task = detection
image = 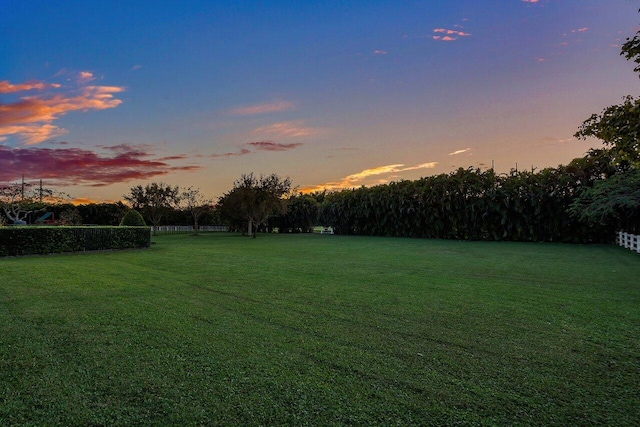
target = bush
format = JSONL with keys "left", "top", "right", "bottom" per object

{"left": 0, "top": 226, "right": 151, "bottom": 257}
{"left": 120, "top": 210, "right": 146, "bottom": 226}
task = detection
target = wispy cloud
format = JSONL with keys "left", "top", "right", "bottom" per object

{"left": 374, "top": 50, "right": 388, "bottom": 55}
{"left": 210, "top": 148, "right": 252, "bottom": 158}
{"left": 0, "top": 145, "right": 199, "bottom": 187}
{"left": 0, "top": 80, "right": 61, "bottom": 94}
{"left": 522, "top": 0, "right": 540, "bottom": 3}
{"left": 246, "top": 141, "right": 304, "bottom": 151}
{"left": 230, "top": 100, "right": 295, "bottom": 116}
{"left": 0, "top": 74, "right": 125, "bottom": 145}
{"left": 210, "top": 139, "right": 304, "bottom": 158}
{"left": 449, "top": 148, "right": 471, "bottom": 156}
{"left": 301, "top": 162, "right": 438, "bottom": 193}
{"left": 253, "top": 121, "right": 318, "bottom": 138}
{"left": 542, "top": 136, "right": 574, "bottom": 143}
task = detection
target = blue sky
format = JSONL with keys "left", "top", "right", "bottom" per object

{"left": 1, "top": 0, "right": 638, "bottom": 203}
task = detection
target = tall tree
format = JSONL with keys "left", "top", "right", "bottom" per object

{"left": 574, "top": 14, "right": 640, "bottom": 167}
{"left": 123, "top": 182, "right": 181, "bottom": 229}
{"left": 218, "top": 173, "right": 292, "bottom": 238}
{"left": 180, "top": 186, "right": 213, "bottom": 236}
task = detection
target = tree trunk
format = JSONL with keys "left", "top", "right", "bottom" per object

{"left": 248, "top": 219, "right": 253, "bottom": 237}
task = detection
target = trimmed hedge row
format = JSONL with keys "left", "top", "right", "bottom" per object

{"left": 0, "top": 226, "right": 151, "bottom": 257}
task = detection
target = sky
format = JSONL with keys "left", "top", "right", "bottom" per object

{"left": 1, "top": 0, "right": 639, "bottom": 204}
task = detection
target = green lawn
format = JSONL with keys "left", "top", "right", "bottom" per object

{"left": 1, "top": 233, "right": 639, "bottom": 426}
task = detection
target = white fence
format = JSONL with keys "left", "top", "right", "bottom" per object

{"left": 152, "top": 225, "right": 228, "bottom": 235}
{"left": 616, "top": 231, "right": 640, "bottom": 254}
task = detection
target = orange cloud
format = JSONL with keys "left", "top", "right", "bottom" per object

{"left": 78, "top": 71, "right": 95, "bottom": 83}
{"left": 253, "top": 121, "right": 318, "bottom": 138}
{"left": 0, "top": 80, "right": 61, "bottom": 93}
{"left": 230, "top": 100, "right": 295, "bottom": 116}
{"left": 301, "top": 162, "right": 438, "bottom": 193}
{"left": 0, "top": 76, "right": 125, "bottom": 145}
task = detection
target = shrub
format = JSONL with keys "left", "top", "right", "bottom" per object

{"left": 0, "top": 226, "right": 151, "bottom": 257}
{"left": 120, "top": 210, "right": 146, "bottom": 226}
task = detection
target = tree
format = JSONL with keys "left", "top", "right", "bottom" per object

{"left": 218, "top": 173, "right": 292, "bottom": 238}
{"left": 574, "top": 14, "right": 640, "bottom": 167}
{"left": 572, "top": 9, "right": 640, "bottom": 236}
{"left": 0, "top": 181, "right": 66, "bottom": 224}
{"left": 570, "top": 169, "right": 640, "bottom": 232}
{"left": 574, "top": 96, "right": 640, "bottom": 167}
{"left": 180, "top": 187, "right": 213, "bottom": 236}
{"left": 123, "top": 182, "right": 181, "bottom": 229}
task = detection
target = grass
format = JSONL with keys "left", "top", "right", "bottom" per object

{"left": 1, "top": 233, "right": 639, "bottom": 426}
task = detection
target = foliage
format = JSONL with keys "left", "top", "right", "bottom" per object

{"left": 120, "top": 209, "right": 147, "bottom": 226}
{"left": 59, "top": 208, "right": 83, "bottom": 225}
{"left": 180, "top": 186, "right": 213, "bottom": 235}
{"left": 621, "top": 13, "right": 640, "bottom": 76}
{"left": 574, "top": 95, "right": 640, "bottom": 167}
{"left": 217, "top": 173, "right": 292, "bottom": 238}
{"left": 0, "top": 226, "right": 150, "bottom": 257}
{"left": 570, "top": 169, "right": 640, "bottom": 232}
{"left": 76, "top": 202, "right": 130, "bottom": 226}
{"left": 316, "top": 165, "right": 607, "bottom": 242}
{"left": 1, "top": 234, "right": 638, "bottom": 425}
{"left": 272, "top": 193, "right": 319, "bottom": 233}
{"left": 123, "top": 182, "right": 181, "bottom": 228}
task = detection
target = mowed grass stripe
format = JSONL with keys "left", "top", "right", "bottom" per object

{"left": 1, "top": 233, "right": 638, "bottom": 425}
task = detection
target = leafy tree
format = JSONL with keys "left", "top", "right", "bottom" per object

{"left": 572, "top": 9, "right": 640, "bottom": 235}
{"left": 124, "top": 182, "right": 181, "bottom": 229}
{"left": 274, "top": 193, "right": 319, "bottom": 233}
{"left": 570, "top": 169, "right": 640, "bottom": 232}
{"left": 180, "top": 186, "right": 213, "bottom": 236}
{"left": 76, "top": 202, "right": 129, "bottom": 226}
{"left": 59, "top": 208, "right": 83, "bottom": 225}
{"left": 575, "top": 12, "right": 640, "bottom": 167}
{"left": 218, "top": 173, "right": 292, "bottom": 238}
{"left": 120, "top": 209, "right": 147, "bottom": 226}
{"left": 574, "top": 96, "right": 640, "bottom": 167}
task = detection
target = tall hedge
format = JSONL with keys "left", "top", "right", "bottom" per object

{"left": 0, "top": 226, "right": 151, "bottom": 257}
{"left": 315, "top": 167, "right": 614, "bottom": 243}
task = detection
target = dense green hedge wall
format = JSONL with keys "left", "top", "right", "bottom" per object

{"left": 316, "top": 167, "right": 614, "bottom": 243}
{"left": 0, "top": 227, "right": 151, "bottom": 257}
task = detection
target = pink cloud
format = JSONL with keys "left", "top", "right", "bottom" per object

{"left": 0, "top": 76, "right": 125, "bottom": 145}
{"left": 432, "top": 27, "right": 471, "bottom": 42}
{"left": 252, "top": 121, "right": 318, "bottom": 138}
{"left": 0, "top": 145, "right": 199, "bottom": 187}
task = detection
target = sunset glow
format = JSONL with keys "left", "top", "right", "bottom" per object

{"left": 2, "top": 1, "right": 638, "bottom": 202}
